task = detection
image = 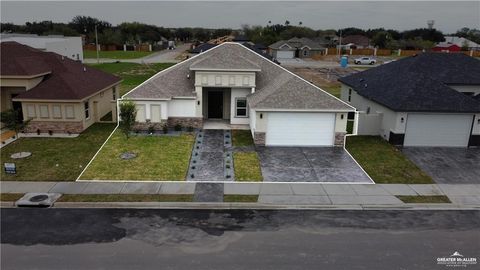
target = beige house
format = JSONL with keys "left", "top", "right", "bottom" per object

{"left": 0, "top": 42, "right": 121, "bottom": 133}
{"left": 124, "top": 42, "right": 354, "bottom": 147}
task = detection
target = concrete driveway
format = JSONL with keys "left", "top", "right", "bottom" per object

{"left": 256, "top": 147, "right": 372, "bottom": 183}
{"left": 403, "top": 147, "right": 480, "bottom": 184}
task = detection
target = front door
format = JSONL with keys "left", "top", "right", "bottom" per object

{"left": 208, "top": 91, "right": 223, "bottom": 119}
{"left": 11, "top": 94, "right": 24, "bottom": 122}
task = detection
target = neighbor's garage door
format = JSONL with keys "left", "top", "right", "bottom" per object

{"left": 276, "top": 50, "right": 294, "bottom": 59}
{"left": 404, "top": 114, "right": 472, "bottom": 147}
{"left": 266, "top": 112, "right": 335, "bottom": 146}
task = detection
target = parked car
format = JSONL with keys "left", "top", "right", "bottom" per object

{"left": 354, "top": 57, "right": 376, "bottom": 65}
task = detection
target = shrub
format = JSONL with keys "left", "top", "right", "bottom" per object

{"left": 48, "top": 130, "right": 53, "bottom": 136}
{"left": 174, "top": 124, "right": 182, "bottom": 131}
{"left": 163, "top": 125, "right": 168, "bottom": 134}
{"left": 119, "top": 100, "right": 137, "bottom": 139}
{"left": 36, "top": 129, "right": 41, "bottom": 135}
{"left": 187, "top": 126, "right": 194, "bottom": 132}
{"left": 148, "top": 125, "right": 155, "bottom": 134}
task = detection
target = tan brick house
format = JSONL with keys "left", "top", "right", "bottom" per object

{"left": 0, "top": 42, "right": 121, "bottom": 133}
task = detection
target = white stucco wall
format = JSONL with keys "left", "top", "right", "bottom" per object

{"left": 471, "top": 114, "right": 480, "bottom": 135}
{"left": 168, "top": 99, "right": 196, "bottom": 117}
{"left": 131, "top": 101, "right": 168, "bottom": 122}
{"left": 194, "top": 71, "right": 256, "bottom": 88}
{"left": 334, "top": 112, "right": 348, "bottom": 132}
{"left": 230, "top": 88, "right": 250, "bottom": 125}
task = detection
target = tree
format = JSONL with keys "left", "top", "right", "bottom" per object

{"left": 285, "top": 20, "right": 290, "bottom": 26}
{"left": 119, "top": 100, "right": 137, "bottom": 139}
{"left": 372, "top": 31, "right": 389, "bottom": 48}
{"left": 401, "top": 28, "right": 444, "bottom": 42}
{"left": 461, "top": 40, "right": 469, "bottom": 51}
{"left": 0, "top": 109, "right": 30, "bottom": 136}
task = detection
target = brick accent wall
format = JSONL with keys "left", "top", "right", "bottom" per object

{"left": 335, "top": 132, "right": 346, "bottom": 146}
{"left": 253, "top": 132, "right": 266, "bottom": 146}
{"left": 24, "top": 121, "right": 84, "bottom": 134}
{"left": 167, "top": 117, "right": 203, "bottom": 129}
{"left": 133, "top": 122, "right": 166, "bottom": 131}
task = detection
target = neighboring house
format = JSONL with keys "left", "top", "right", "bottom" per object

{"left": 124, "top": 42, "right": 354, "bottom": 146}
{"left": 268, "top": 37, "right": 326, "bottom": 59}
{"left": 190, "top": 43, "right": 217, "bottom": 54}
{"left": 0, "top": 42, "right": 121, "bottom": 133}
{"left": 339, "top": 53, "right": 480, "bottom": 148}
{"left": 338, "top": 35, "right": 371, "bottom": 49}
{"left": 0, "top": 33, "right": 84, "bottom": 62}
{"left": 433, "top": 36, "right": 480, "bottom": 51}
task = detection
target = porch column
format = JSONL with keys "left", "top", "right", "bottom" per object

{"left": 195, "top": 86, "right": 203, "bottom": 118}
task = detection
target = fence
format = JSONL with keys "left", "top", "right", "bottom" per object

{"left": 83, "top": 44, "right": 151, "bottom": 52}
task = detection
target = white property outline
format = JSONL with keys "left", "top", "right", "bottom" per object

{"left": 77, "top": 42, "right": 374, "bottom": 184}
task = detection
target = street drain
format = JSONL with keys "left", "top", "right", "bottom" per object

{"left": 15, "top": 193, "right": 62, "bottom": 207}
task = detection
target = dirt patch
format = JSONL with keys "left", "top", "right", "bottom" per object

{"left": 289, "top": 67, "right": 358, "bottom": 87}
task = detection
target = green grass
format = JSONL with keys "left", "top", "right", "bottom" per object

{"left": 88, "top": 62, "right": 174, "bottom": 96}
{"left": 233, "top": 152, "right": 263, "bottom": 182}
{"left": 0, "top": 193, "right": 24, "bottom": 201}
{"left": 321, "top": 84, "right": 341, "bottom": 98}
{"left": 224, "top": 195, "right": 259, "bottom": 203}
{"left": 80, "top": 130, "right": 194, "bottom": 180}
{"left": 0, "top": 123, "right": 115, "bottom": 181}
{"left": 345, "top": 136, "right": 434, "bottom": 184}
{"left": 57, "top": 194, "right": 193, "bottom": 202}
{"left": 396, "top": 195, "right": 451, "bottom": 204}
{"left": 232, "top": 130, "right": 254, "bottom": 147}
{"left": 347, "top": 120, "right": 354, "bottom": 134}
{"left": 84, "top": 50, "right": 154, "bottom": 59}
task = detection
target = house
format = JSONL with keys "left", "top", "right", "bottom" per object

{"left": 0, "top": 33, "right": 84, "bottom": 62}
{"left": 433, "top": 36, "right": 480, "bottom": 51}
{"left": 123, "top": 42, "right": 354, "bottom": 146}
{"left": 190, "top": 43, "right": 217, "bottom": 54}
{"left": 338, "top": 35, "right": 371, "bottom": 49}
{"left": 0, "top": 42, "right": 121, "bottom": 133}
{"left": 191, "top": 42, "right": 273, "bottom": 61}
{"left": 339, "top": 53, "right": 480, "bottom": 147}
{"left": 268, "top": 37, "right": 326, "bottom": 59}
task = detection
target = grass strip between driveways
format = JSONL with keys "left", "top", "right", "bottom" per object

{"left": 0, "top": 193, "right": 24, "bottom": 201}
{"left": 83, "top": 50, "right": 154, "bottom": 59}
{"left": 233, "top": 152, "right": 263, "bottom": 182}
{"left": 396, "top": 195, "right": 451, "bottom": 204}
{"left": 224, "top": 195, "right": 259, "bottom": 203}
{"left": 80, "top": 130, "right": 194, "bottom": 181}
{"left": 57, "top": 194, "right": 193, "bottom": 202}
{"left": 232, "top": 130, "right": 254, "bottom": 147}
{"left": 0, "top": 123, "right": 115, "bottom": 182}
{"left": 346, "top": 136, "right": 434, "bottom": 184}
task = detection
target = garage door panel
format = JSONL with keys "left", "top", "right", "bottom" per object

{"left": 404, "top": 114, "right": 472, "bottom": 147}
{"left": 276, "top": 50, "right": 294, "bottom": 59}
{"left": 266, "top": 113, "right": 335, "bottom": 146}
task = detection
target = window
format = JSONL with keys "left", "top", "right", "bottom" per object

{"left": 112, "top": 88, "right": 117, "bottom": 100}
{"left": 235, "top": 98, "right": 247, "bottom": 117}
{"left": 26, "top": 105, "right": 36, "bottom": 118}
{"left": 303, "top": 50, "right": 308, "bottom": 56}
{"left": 84, "top": 101, "right": 90, "bottom": 119}
{"left": 52, "top": 105, "right": 62, "bottom": 118}
{"left": 65, "top": 105, "right": 75, "bottom": 119}
{"left": 348, "top": 89, "right": 352, "bottom": 102}
{"left": 39, "top": 105, "right": 49, "bottom": 118}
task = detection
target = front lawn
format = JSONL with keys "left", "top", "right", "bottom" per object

{"left": 345, "top": 136, "right": 434, "bottom": 184}
{"left": 233, "top": 152, "right": 263, "bottom": 182}
{"left": 80, "top": 131, "right": 194, "bottom": 180}
{"left": 321, "top": 84, "right": 342, "bottom": 98}
{"left": 84, "top": 50, "right": 154, "bottom": 59}
{"left": 88, "top": 62, "right": 174, "bottom": 96}
{"left": 232, "top": 130, "right": 254, "bottom": 147}
{"left": 0, "top": 124, "right": 115, "bottom": 181}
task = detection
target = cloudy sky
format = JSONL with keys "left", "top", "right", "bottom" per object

{"left": 1, "top": 1, "right": 479, "bottom": 33}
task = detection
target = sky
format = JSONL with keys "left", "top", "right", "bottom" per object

{"left": 1, "top": 1, "right": 479, "bottom": 33}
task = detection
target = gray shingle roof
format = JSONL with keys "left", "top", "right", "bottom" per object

{"left": 339, "top": 53, "right": 480, "bottom": 113}
{"left": 125, "top": 42, "right": 353, "bottom": 111}
{"left": 190, "top": 49, "right": 261, "bottom": 71}
{"left": 269, "top": 37, "right": 325, "bottom": 50}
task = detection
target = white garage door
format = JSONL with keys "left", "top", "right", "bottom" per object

{"left": 276, "top": 50, "right": 294, "bottom": 59}
{"left": 404, "top": 114, "right": 472, "bottom": 147}
{"left": 266, "top": 112, "right": 335, "bottom": 146}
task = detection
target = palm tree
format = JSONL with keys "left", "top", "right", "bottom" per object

{"left": 285, "top": 20, "right": 290, "bottom": 26}
{"left": 299, "top": 21, "right": 303, "bottom": 26}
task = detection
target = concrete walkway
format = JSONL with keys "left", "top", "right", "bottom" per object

{"left": 1, "top": 181, "right": 480, "bottom": 208}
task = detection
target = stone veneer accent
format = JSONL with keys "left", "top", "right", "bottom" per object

{"left": 335, "top": 132, "right": 346, "bottom": 146}
{"left": 167, "top": 117, "right": 203, "bottom": 129}
{"left": 24, "top": 121, "right": 84, "bottom": 134}
{"left": 253, "top": 132, "right": 266, "bottom": 146}
{"left": 133, "top": 122, "right": 165, "bottom": 131}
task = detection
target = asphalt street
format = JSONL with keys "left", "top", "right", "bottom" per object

{"left": 1, "top": 209, "right": 479, "bottom": 270}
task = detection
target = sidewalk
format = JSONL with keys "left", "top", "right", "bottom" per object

{"left": 1, "top": 181, "right": 480, "bottom": 208}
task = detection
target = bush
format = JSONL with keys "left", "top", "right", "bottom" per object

{"left": 187, "top": 126, "right": 194, "bottom": 132}
{"left": 148, "top": 125, "right": 155, "bottom": 134}
{"left": 163, "top": 125, "right": 168, "bottom": 134}
{"left": 174, "top": 124, "right": 182, "bottom": 131}
{"left": 119, "top": 100, "right": 137, "bottom": 139}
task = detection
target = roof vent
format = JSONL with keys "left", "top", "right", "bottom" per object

{"left": 187, "top": 74, "right": 190, "bottom": 79}
{"left": 83, "top": 67, "right": 87, "bottom": 72}
{"left": 359, "top": 78, "right": 365, "bottom": 82}
{"left": 364, "top": 83, "right": 368, "bottom": 88}
{"left": 61, "top": 56, "right": 65, "bottom": 60}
